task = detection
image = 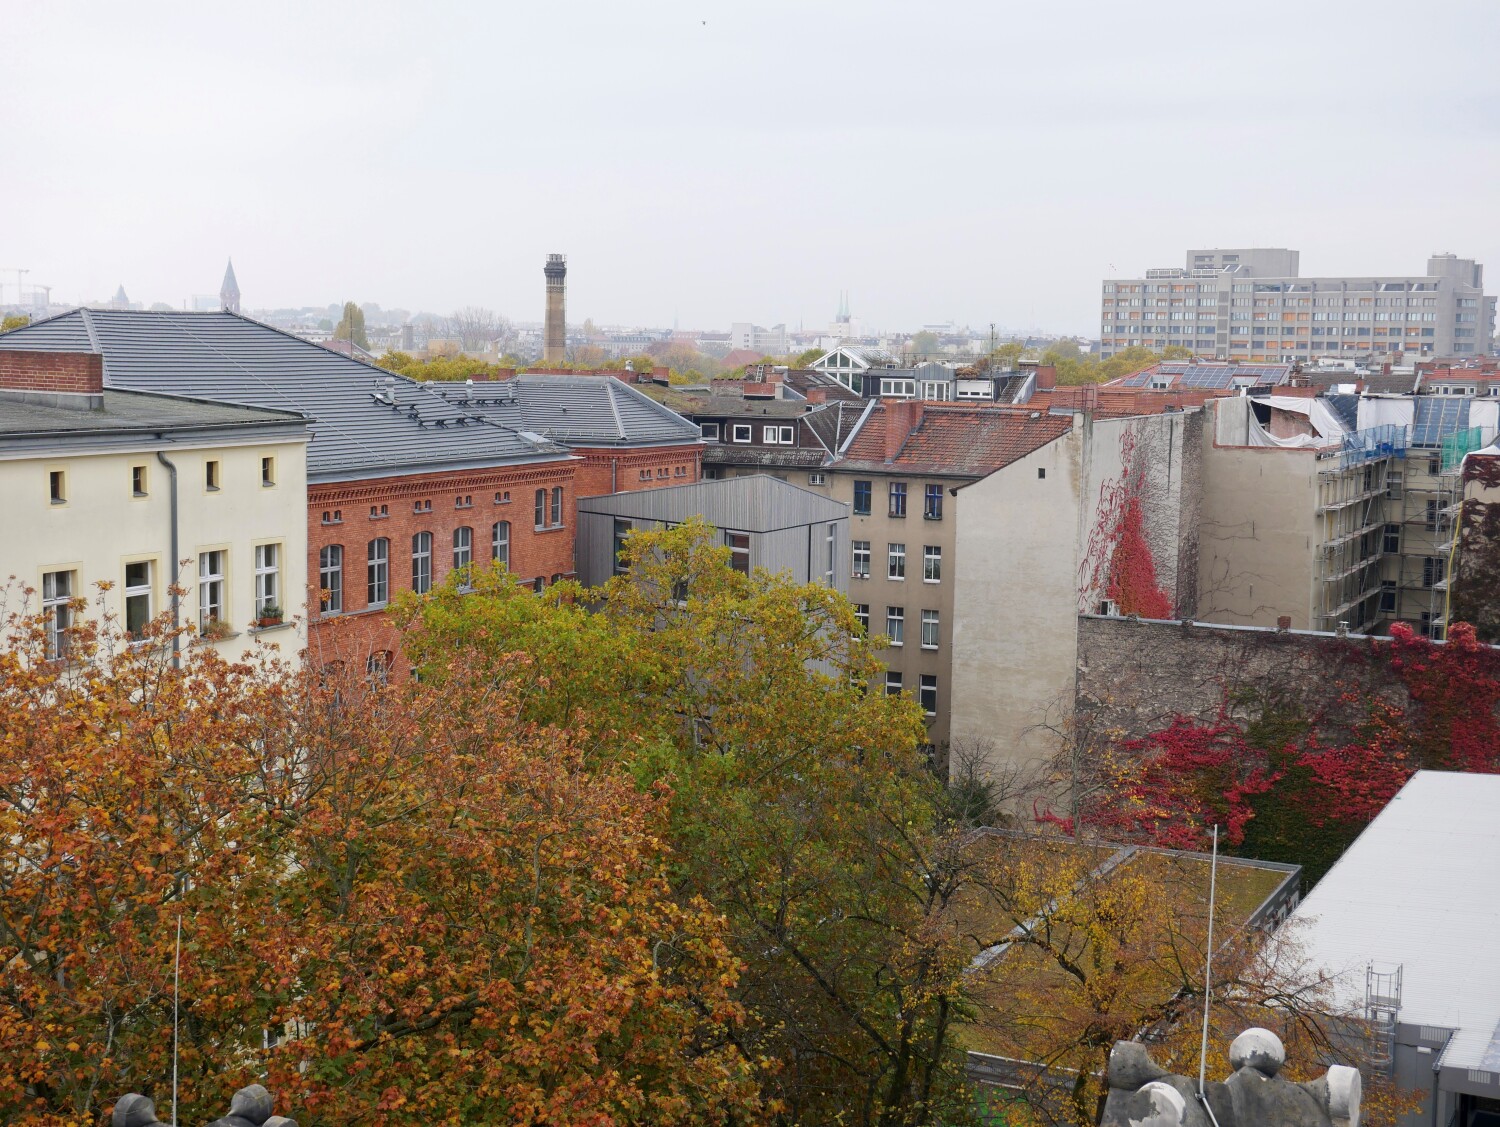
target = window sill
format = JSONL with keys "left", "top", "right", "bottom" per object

{"left": 887, "top": 575, "right": 905, "bottom": 581}
{"left": 198, "top": 630, "right": 241, "bottom": 643}
{"left": 921, "top": 645, "right": 938, "bottom": 652}
{"left": 250, "top": 621, "right": 294, "bottom": 635}
{"left": 532, "top": 525, "right": 568, "bottom": 535}
{"left": 923, "top": 515, "right": 943, "bottom": 522}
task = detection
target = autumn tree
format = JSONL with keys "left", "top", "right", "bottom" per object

{"left": 333, "top": 300, "right": 368, "bottom": 349}
{"left": 960, "top": 834, "right": 1411, "bottom": 1127}
{"left": 0, "top": 596, "right": 761, "bottom": 1126}
{"left": 399, "top": 523, "right": 983, "bottom": 1126}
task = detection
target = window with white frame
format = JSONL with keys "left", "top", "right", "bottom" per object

{"left": 921, "top": 608, "right": 939, "bottom": 649}
{"left": 923, "top": 545, "right": 942, "bottom": 583}
{"left": 124, "top": 560, "right": 152, "bottom": 638}
{"left": 453, "top": 526, "right": 473, "bottom": 573}
{"left": 884, "top": 671, "right": 902, "bottom": 696}
{"left": 254, "top": 544, "right": 280, "bottom": 618}
{"left": 42, "top": 569, "right": 74, "bottom": 657}
{"left": 198, "top": 551, "right": 226, "bottom": 629}
{"left": 319, "top": 544, "right": 343, "bottom": 613}
{"left": 412, "top": 532, "right": 433, "bottom": 594}
{"left": 550, "top": 487, "right": 563, "bottom": 528}
{"left": 367, "top": 538, "right": 390, "bottom": 607}
{"left": 492, "top": 521, "right": 510, "bottom": 568}
{"left": 885, "top": 606, "right": 904, "bottom": 646}
{"left": 919, "top": 674, "right": 937, "bottom": 716}
{"left": 888, "top": 542, "right": 905, "bottom": 580}
{"left": 852, "top": 540, "right": 870, "bottom": 578}
{"left": 731, "top": 424, "right": 752, "bottom": 442}
{"left": 825, "top": 524, "right": 836, "bottom": 587}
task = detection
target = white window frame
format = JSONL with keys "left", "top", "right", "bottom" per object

{"left": 923, "top": 545, "right": 942, "bottom": 583}
{"left": 886, "top": 605, "right": 904, "bottom": 646}
{"left": 319, "top": 544, "right": 343, "bottom": 613}
{"left": 412, "top": 531, "right": 433, "bottom": 594}
{"left": 852, "top": 539, "right": 871, "bottom": 579}
{"left": 124, "top": 559, "right": 153, "bottom": 638}
{"left": 453, "top": 525, "right": 473, "bottom": 572}
{"left": 198, "top": 551, "right": 226, "bottom": 630}
{"left": 492, "top": 521, "right": 510, "bottom": 568}
{"left": 367, "top": 538, "right": 390, "bottom": 608}
{"left": 921, "top": 608, "right": 939, "bottom": 650}
{"left": 919, "top": 674, "right": 938, "bottom": 716}
{"left": 731, "top": 424, "right": 752, "bottom": 443}
{"left": 888, "top": 542, "right": 906, "bottom": 580}
{"left": 254, "top": 543, "right": 280, "bottom": 616}
{"left": 42, "top": 569, "right": 74, "bottom": 657}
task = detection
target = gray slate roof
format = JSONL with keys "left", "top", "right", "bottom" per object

{"left": 0, "top": 310, "right": 572, "bottom": 482}
{"left": 425, "top": 373, "right": 701, "bottom": 448}
{"left": 576, "top": 473, "right": 848, "bottom": 531}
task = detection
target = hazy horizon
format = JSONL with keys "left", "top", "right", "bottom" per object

{"left": 4, "top": 0, "right": 1498, "bottom": 336}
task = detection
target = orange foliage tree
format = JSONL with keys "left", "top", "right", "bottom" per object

{"left": 0, "top": 595, "right": 760, "bottom": 1126}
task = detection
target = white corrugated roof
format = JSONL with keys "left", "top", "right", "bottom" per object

{"left": 1283, "top": 771, "right": 1500, "bottom": 1069}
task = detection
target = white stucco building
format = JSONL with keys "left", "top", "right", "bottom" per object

{"left": 0, "top": 347, "right": 311, "bottom": 663}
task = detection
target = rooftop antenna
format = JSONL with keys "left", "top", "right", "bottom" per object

{"left": 1196, "top": 824, "right": 1222, "bottom": 1126}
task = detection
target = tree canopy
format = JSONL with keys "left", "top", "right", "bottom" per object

{"left": 333, "top": 300, "right": 368, "bottom": 349}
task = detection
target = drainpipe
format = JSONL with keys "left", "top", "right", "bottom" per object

{"left": 156, "top": 449, "right": 181, "bottom": 667}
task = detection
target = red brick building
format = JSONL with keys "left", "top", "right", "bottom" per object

{"left": 0, "top": 312, "right": 703, "bottom": 673}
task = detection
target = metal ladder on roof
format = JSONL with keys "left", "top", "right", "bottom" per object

{"left": 1365, "top": 961, "right": 1403, "bottom": 1074}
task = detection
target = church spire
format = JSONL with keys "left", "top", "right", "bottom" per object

{"left": 220, "top": 258, "right": 240, "bottom": 314}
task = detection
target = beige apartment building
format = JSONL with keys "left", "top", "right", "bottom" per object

{"left": 1196, "top": 394, "right": 1497, "bottom": 638}
{"left": 0, "top": 349, "right": 311, "bottom": 662}
{"left": 1102, "top": 248, "right": 1495, "bottom": 363}
{"left": 950, "top": 409, "right": 1202, "bottom": 781}
{"left": 811, "top": 401, "right": 1074, "bottom": 756}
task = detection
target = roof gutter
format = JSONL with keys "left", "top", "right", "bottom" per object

{"left": 155, "top": 448, "right": 181, "bottom": 668}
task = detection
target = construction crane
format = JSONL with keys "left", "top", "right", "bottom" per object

{"left": 0, "top": 267, "right": 29, "bottom": 306}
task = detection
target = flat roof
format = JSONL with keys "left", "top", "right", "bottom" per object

{"left": 1282, "top": 770, "right": 1500, "bottom": 1071}
{"left": 0, "top": 388, "right": 307, "bottom": 439}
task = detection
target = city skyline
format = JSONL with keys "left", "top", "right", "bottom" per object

{"left": 3, "top": 1, "right": 1498, "bottom": 335}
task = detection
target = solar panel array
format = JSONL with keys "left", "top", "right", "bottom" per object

{"left": 1411, "top": 396, "right": 1471, "bottom": 447}
{"left": 1117, "top": 362, "right": 1293, "bottom": 389}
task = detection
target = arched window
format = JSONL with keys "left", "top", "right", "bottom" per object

{"left": 318, "top": 544, "right": 343, "bottom": 613}
{"left": 411, "top": 532, "right": 432, "bottom": 594}
{"left": 492, "top": 521, "right": 510, "bottom": 568}
{"left": 367, "top": 538, "right": 389, "bottom": 607}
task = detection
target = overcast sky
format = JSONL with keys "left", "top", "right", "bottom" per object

{"left": 3, "top": 1, "right": 1498, "bottom": 335}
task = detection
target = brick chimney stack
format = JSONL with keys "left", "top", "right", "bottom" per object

{"left": 883, "top": 399, "right": 924, "bottom": 463}
{"left": 543, "top": 253, "right": 567, "bottom": 364}
{"left": 0, "top": 350, "right": 105, "bottom": 409}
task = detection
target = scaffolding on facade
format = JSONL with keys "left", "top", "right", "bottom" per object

{"left": 1317, "top": 428, "right": 1401, "bottom": 631}
{"left": 1400, "top": 426, "right": 1481, "bottom": 638}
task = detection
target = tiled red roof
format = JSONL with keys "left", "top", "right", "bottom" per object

{"left": 839, "top": 402, "right": 1072, "bottom": 477}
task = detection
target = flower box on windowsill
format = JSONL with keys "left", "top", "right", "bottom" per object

{"left": 254, "top": 616, "right": 284, "bottom": 629}
{"left": 198, "top": 619, "right": 237, "bottom": 641}
{"left": 250, "top": 620, "right": 293, "bottom": 635}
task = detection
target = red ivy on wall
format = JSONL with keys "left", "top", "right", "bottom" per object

{"left": 1079, "top": 425, "right": 1174, "bottom": 618}
{"left": 1054, "top": 623, "right": 1500, "bottom": 868}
